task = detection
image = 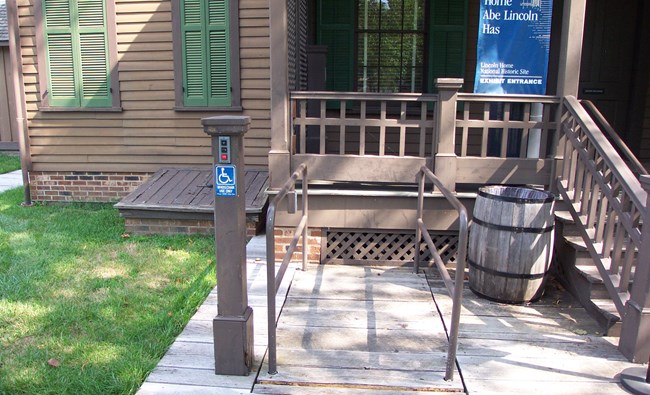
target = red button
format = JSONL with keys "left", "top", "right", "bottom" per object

{"left": 221, "top": 154, "right": 228, "bottom": 161}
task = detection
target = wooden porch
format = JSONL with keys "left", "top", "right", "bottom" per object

{"left": 137, "top": 235, "right": 643, "bottom": 394}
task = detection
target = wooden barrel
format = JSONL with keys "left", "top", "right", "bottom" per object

{"left": 468, "top": 186, "right": 555, "bottom": 304}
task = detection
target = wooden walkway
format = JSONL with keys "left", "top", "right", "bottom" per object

{"left": 138, "top": 238, "right": 643, "bottom": 394}
{"left": 431, "top": 275, "right": 639, "bottom": 394}
{"left": 256, "top": 265, "right": 464, "bottom": 394}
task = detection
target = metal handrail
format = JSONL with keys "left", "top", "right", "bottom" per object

{"left": 580, "top": 99, "right": 647, "bottom": 177}
{"left": 414, "top": 165, "right": 468, "bottom": 382}
{"left": 266, "top": 163, "right": 308, "bottom": 375}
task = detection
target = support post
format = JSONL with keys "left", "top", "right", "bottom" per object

{"left": 434, "top": 78, "right": 463, "bottom": 192}
{"left": 619, "top": 175, "right": 650, "bottom": 363}
{"left": 269, "top": 0, "right": 291, "bottom": 189}
{"left": 202, "top": 116, "right": 254, "bottom": 376}
{"left": 552, "top": 0, "right": 586, "bottom": 192}
{"left": 556, "top": 0, "right": 586, "bottom": 98}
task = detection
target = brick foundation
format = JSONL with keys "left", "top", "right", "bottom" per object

{"left": 273, "top": 227, "right": 322, "bottom": 264}
{"left": 125, "top": 217, "right": 261, "bottom": 238}
{"left": 29, "top": 171, "right": 150, "bottom": 202}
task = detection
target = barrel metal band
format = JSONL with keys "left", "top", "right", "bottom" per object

{"left": 472, "top": 217, "right": 554, "bottom": 234}
{"left": 478, "top": 189, "right": 554, "bottom": 204}
{"left": 468, "top": 258, "right": 547, "bottom": 280}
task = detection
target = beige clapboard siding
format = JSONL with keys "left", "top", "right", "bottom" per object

{"left": 19, "top": 0, "right": 271, "bottom": 171}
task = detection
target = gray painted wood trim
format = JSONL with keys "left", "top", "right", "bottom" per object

{"left": 171, "top": 0, "right": 241, "bottom": 109}
{"left": 292, "top": 154, "right": 430, "bottom": 183}
{"left": 556, "top": 0, "right": 587, "bottom": 97}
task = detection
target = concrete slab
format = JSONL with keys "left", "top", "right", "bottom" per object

{"left": 0, "top": 170, "right": 23, "bottom": 193}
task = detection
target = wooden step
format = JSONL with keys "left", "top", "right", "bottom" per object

{"left": 589, "top": 299, "right": 622, "bottom": 336}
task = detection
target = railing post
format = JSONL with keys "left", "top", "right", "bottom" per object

{"left": 619, "top": 175, "right": 650, "bottom": 363}
{"left": 435, "top": 78, "right": 463, "bottom": 192}
{"left": 550, "top": 98, "right": 568, "bottom": 194}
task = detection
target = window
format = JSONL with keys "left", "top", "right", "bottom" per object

{"left": 357, "top": 0, "right": 425, "bottom": 93}
{"left": 317, "top": 0, "right": 467, "bottom": 93}
{"left": 36, "top": 0, "right": 120, "bottom": 109}
{"left": 173, "top": 0, "right": 241, "bottom": 109}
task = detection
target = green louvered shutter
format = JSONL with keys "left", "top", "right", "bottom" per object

{"left": 43, "top": 0, "right": 78, "bottom": 107}
{"left": 428, "top": 0, "right": 467, "bottom": 92}
{"left": 207, "top": 0, "right": 230, "bottom": 106}
{"left": 43, "top": 0, "right": 111, "bottom": 107}
{"left": 316, "top": 0, "right": 354, "bottom": 92}
{"left": 181, "top": 0, "right": 230, "bottom": 107}
{"left": 77, "top": 0, "right": 112, "bottom": 107}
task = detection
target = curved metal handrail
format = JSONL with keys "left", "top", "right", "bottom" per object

{"left": 414, "top": 165, "right": 468, "bottom": 382}
{"left": 265, "top": 163, "right": 308, "bottom": 375}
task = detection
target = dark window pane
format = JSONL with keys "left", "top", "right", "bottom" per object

{"left": 356, "top": 0, "right": 425, "bottom": 93}
{"left": 402, "top": 0, "right": 424, "bottom": 30}
{"left": 358, "top": 0, "right": 380, "bottom": 30}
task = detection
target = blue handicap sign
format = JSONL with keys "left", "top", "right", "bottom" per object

{"left": 215, "top": 165, "right": 236, "bottom": 197}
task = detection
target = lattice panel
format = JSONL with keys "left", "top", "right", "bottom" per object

{"left": 324, "top": 230, "right": 459, "bottom": 265}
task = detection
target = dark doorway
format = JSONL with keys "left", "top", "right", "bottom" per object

{"left": 578, "top": 0, "right": 641, "bottom": 146}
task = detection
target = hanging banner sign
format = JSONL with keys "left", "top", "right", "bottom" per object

{"left": 474, "top": 0, "right": 553, "bottom": 95}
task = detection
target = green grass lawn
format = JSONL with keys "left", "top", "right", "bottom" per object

{"left": 0, "top": 188, "right": 216, "bottom": 394}
{"left": 0, "top": 154, "right": 21, "bottom": 174}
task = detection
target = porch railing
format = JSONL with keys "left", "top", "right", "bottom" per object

{"left": 289, "top": 87, "right": 561, "bottom": 189}
{"left": 556, "top": 95, "right": 650, "bottom": 362}
{"left": 453, "top": 93, "right": 560, "bottom": 186}
{"left": 290, "top": 91, "right": 437, "bottom": 183}
{"left": 414, "top": 165, "right": 468, "bottom": 381}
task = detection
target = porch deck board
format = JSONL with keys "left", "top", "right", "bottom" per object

{"left": 116, "top": 167, "right": 269, "bottom": 215}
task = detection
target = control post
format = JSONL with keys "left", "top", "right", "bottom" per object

{"left": 202, "top": 115, "right": 253, "bottom": 376}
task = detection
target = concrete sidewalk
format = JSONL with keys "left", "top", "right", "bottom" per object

{"left": 0, "top": 170, "right": 23, "bottom": 193}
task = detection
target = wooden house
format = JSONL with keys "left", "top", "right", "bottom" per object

{"left": 8, "top": 0, "right": 650, "bottom": 363}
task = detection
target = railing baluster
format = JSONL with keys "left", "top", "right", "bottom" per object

{"left": 360, "top": 101, "right": 367, "bottom": 155}
{"left": 299, "top": 99, "right": 306, "bottom": 154}
{"left": 581, "top": 145, "right": 596, "bottom": 224}
{"left": 602, "top": 207, "right": 616, "bottom": 259}
{"left": 400, "top": 101, "right": 407, "bottom": 157}
{"left": 339, "top": 101, "right": 346, "bottom": 155}
{"left": 419, "top": 102, "right": 427, "bottom": 157}
{"left": 619, "top": 234, "right": 635, "bottom": 293}
{"left": 520, "top": 102, "right": 531, "bottom": 158}
{"left": 593, "top": 185, "right": 607, "bottom": 243}
{"left": 319, "top": 99, "right": 326, "bottom": 154}
{"left": 379, "top": 101, "right": 386, "bottom": 156}
{"left": 539, "top": 103, "right": 551, "bottom": 156}
{"left": 500, "top": 102, "right": 510, "bottom": 157}
{"left": 481, "top": 102, "right": 489, "bottom": 157}
{"left": 461, "top": 100, "right": 469, "bottom": 157}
